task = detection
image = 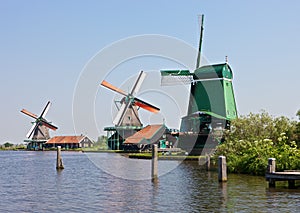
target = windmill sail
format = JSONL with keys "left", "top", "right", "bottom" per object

{"left": 41, "top": 120, "right": 58, "bottom": 130}
{"left": 160, "top": 70, "right": 193, "bottom": 86}
{"left": 21, "top": 109, "right": 38, "bottom": 119}
{"left": 101, "top": 80, "right": 128, "bottom": 96}
{"left": 134, "top": 97, "right": 160, "bottom": 113}
{"left": 26, "top": 123, "right": 39, "bottom": 139}
{"left": 113, "top": 101, "right": 128, "bottom": 125}
{"left": 130, "top": 71, "right": 146, "bottom": 96}
{"left": 196, "top": 14, "right": 204, "bottom": 69}
{"left": 40, "top": 101, "right": 51, "bottom": 118}
{"left": 101, "top": 71, "right": 160, "bottom": 127}
{"left": 21, "top": 101, "right": 58, "bottom": 140}
{"left": 160, "top": 15, "right": 204, "bottom": 86}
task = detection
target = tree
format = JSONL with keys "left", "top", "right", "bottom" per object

{"left": 3, "top": 142, "right": 14, "bottom": 148}
{"left": 95, "top": 135, "right": 108, "bottom": 149}
{"left": 294, "top": 110, "right": 300, "bottom": 146}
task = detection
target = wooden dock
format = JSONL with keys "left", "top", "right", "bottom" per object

{"left": 266, "top": 158, "right": 300, "bottom": 188}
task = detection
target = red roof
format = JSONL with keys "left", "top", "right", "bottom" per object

{"left": 46, "top": 136, "right": 85, "bottom": 144}
{"left": 124, "top": 124, "right": 166, "bottom": 144}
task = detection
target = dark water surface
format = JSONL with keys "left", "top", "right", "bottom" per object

{"left": 0, "top": 151, "right": 299, "bottom": 212}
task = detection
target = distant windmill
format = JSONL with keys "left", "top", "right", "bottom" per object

{"left": 101, "top": 71, "right": 160, "bottom": 127}
{"left": 21, "top": 101, "right": 58, "bottom": 142}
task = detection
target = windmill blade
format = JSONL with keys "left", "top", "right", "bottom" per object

{"left": 21, "top": 109, "right": 38, "bottom": 120}
{"left": 40, "top": 101, "right": 51, "bottom": 118}
{"left": 113, "top": 102, "right": 128, "bottom": 125}
{"left": 26, "top": 122, "right": 39, "bottom": 139}
{"left": 130, "top": 71, "right": 146, "bottom": 96}
{"left": 101, "top": 80, "right": 128, "bottom": 96}
{"left": 134, "top": 97, "right": 160, "bottom": 113}
{"left": 117, "top": 100, "right": 133, "bottom": 126}
{"left": 113, "top": 103, "right": 126, "bottom": 125}
{"left": 41, "top": 120, "right": 58, "bottom": 131}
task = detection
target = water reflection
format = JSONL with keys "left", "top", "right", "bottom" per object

{"left": 0, "top": 151, "right": 300, "bottom": 212}
{"left": 85, "top": 152, "right": 181, "bottom": 180}
{"left": 219, "top": 182, "right": 228, "bottom": 210}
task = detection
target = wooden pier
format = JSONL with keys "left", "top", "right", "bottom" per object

{"left": 266, "top": 158, "right": 300, "bottom": 188}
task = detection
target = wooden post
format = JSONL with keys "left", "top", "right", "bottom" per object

{"left": 151, "top": 144, "right": 158, "bottom": 182}
{"left": 206, "top": 155, "right": 210, "bottom": 171}
{"left": 56, "top": 146, "right": 64, "bottom": 170}
{"left": 218, "top": 156, "right": 227, "bottom": 182}
{"left": 267, "top": 158, "right": 275, "bottom": 187}
{"left": 267, "top": 158, "right": 276, "bottom": 173}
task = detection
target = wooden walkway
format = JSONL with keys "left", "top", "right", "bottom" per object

{"left": 266, "top": 158, "right": 300, "bottom": 188}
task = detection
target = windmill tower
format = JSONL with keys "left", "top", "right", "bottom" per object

{"left": 21, "top": 101, "right": 58, "bottom": 150}
{"left": 101, "top": 71, "right": 160, "bottom": 150}
{"left": 160, "top": 15, "right": 238, "bottom": 155}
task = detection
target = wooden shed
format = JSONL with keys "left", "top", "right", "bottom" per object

{"left": 123, "top": 124, "right": 178, "bottom": 151}
{"left": 45, "top": 135, "right": 94, "bottom": 149}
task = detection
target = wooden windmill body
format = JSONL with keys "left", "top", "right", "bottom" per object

{"left": 116, "top": 97, "right": 142, "bottom": 127}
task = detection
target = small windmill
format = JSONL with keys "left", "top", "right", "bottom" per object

{"left": 101, "top": 71, "right": 160, "bottom": 150}
{"left": 21, "top": 101, "right": 58, "bottom": 150}
{"left": 101, "top": 71, "right": 160, "bottom": 127}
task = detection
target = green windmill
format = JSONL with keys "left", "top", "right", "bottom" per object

{"left": 161, "top": 15, "right": 237, "bottom": 155}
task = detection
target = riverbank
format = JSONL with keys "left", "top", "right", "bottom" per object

{"left": 82, "top": 148, "right": 203, "bottom": 161}
{"left": 0, "top": 148, "right": 203, "bottom": 161}
{"left": 126, "top": 152, "right": 200, "bottom": 161}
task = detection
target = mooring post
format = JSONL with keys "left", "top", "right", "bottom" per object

{"left": 206, "top": 155, "right": 210, "bottom": 171}
{"left": 218, "top": 156, "right": 227, "bottom": 182}
{"left": 267, "top": 158, "right": 276, "bottom": 173}
{"left": 56, "top": 146, "right": 64, "bottom": 170}
{"left": 151, "top": 144, "right": 158, "bottom": 182}
{"left": 267, "top": 158, "right": 276, "bottom": 187}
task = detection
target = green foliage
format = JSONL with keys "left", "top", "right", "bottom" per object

{"left": 225, "top": 111, "right": 296, "bottom": 144}
{"left": 4, "top": 142, "right": 14, "bottom": 148}
{"left": 295, "top": 122, "right": 300, "bottom": 146}
{"left": 293, "top": 110, "right": 300, "bottom": 145}
{"left": 94, "top": 135, "right": 108, "bottom": 150}
{"left": 214, "top": 111, "right": 300, "bottom": 175}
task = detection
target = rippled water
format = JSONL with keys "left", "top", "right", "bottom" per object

{"left": 0, "top": 151, "right": 299, "bottom": 212}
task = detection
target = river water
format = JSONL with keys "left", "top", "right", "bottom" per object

{"left": 0, "top": 151, "right": 299, "bottom": 212}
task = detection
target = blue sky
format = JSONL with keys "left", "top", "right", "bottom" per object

{"left": 1, "top": 0, "right": 299, "bottom": 143}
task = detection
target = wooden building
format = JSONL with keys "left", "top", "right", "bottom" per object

{"left": 123, "top": 124, "right": 178, "bottom": 151}
{"left": 45, "top": 135, "right": 94, "bottom": 149}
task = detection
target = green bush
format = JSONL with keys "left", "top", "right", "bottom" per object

{"left": 214, "top": 111, "right": 300, "bottom": 175}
